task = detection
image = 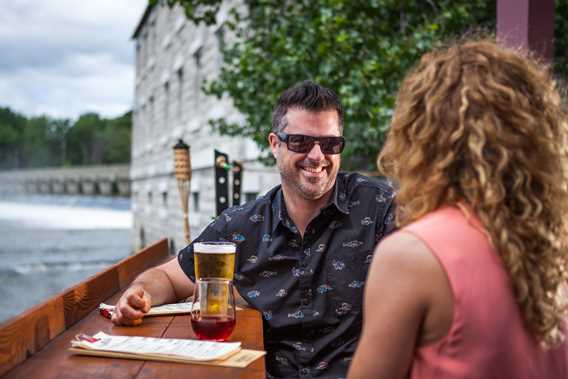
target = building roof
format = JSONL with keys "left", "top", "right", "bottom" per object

{"left": 131, "top": 3, "right": 155, "bottom": 39}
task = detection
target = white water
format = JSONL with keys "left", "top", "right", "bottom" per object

{"left": 0, "top": 202, "right": 132, "bottom": 229}
{"left": 0, "top": 196, "right": 133, "bottom": 324}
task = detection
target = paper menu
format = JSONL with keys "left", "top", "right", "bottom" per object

{"left": 71, "top": 332, "right": 241, "bottom": 362}
{"left": 99, "top": 302, "right": 193, "bottom": 318}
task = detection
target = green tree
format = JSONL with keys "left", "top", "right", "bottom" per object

{"left": 102, "top": 111, "right": 132, "bottom": 164}
{"left": 166, "top": 0, "right": 567, "bottom": 170}
{"left": 555, "top": 0, "right": 568, "bottom": 82}
{"left": 22, "top": 116, "right": 53, "bottom": 167}
{"left": 0, "top": 106, "right": 132, "bottom": 169}
{"left": 165, "top": 0, "right": 496, "bottom": 170}
{"left": 0, "top": 107, "right": 26, "bottom": 169}
{"left": 66, "top": 113, "right": 107, "bottom": 165}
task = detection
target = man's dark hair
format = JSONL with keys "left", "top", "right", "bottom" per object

{"left": 271, "top": 80, "right": 344, "bottom": 133}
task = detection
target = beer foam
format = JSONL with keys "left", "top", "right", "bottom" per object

{"left": 194, "top": 242, "right": 236, "bottom": 253}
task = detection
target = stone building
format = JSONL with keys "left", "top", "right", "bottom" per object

{"left": 131, "top": 2, "right": 279, "bottom": 253}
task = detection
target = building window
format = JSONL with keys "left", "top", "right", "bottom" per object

{"left": 193, "top": 46, "right": 203, "bottom": 69}
{"left": 150, "top": 20, "right": 156, "bottom": 55}
{"left": 192, "top": 47, "right": 202, "bottom": 115}
{"left": 164, "top": 81, "right": 170, "bottom": 129}
{"left": 192, "top": 192, "right": 200, "bottom": 212}
{"left": 162, "top": 191, "right": 168, "bottom": 206}
{"left": 148, "top": 191, "right": 153, "bottom": 204}
{"left": 136, "top": 43, "right": 141, "bottom": 74}
{"left": 177, "top": 68, "right": 184, "bottom": 122}
{"left": 214, "top": 26, "right": 225, "bottom": 70}
{"left": 149, "top": 96, "right": 155, "bottom": 138}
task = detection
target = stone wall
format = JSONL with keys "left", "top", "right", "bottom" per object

{"left": 131, "top": 3, "right": 280, "bottom": 253}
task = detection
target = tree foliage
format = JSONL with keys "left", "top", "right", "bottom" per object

{"left": 168, "top": 0, "right": 496, "bottom": 170}
{"left": 168, "top": 0, "right": 567, "bottom": 171}
{"left": 0, "top": 107, "right": 132, "bottom": 170}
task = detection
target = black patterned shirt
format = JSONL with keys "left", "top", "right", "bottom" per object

{"left": 178, "top": 172, "right": 396, "bottom": 379}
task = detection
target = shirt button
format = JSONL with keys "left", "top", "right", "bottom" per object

{"left": 300, "top": 368, "right": 311, "bottom": 376}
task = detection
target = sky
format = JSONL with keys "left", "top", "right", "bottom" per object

{"left": 0, "top": 0, "right": 148, "bottom": 120}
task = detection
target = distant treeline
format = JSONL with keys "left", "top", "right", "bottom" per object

{"left": 0, "top": 106, "right": 131, "bottom": 170}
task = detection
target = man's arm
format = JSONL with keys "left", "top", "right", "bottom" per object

{"left": 112, "top": 215, "right": 229, "bottom": 326}
{"left": 112, "top": 257, "right": 195, "bottom": 326}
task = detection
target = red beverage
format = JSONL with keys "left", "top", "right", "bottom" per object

{"left": 191, "top": 315, "right": 236, "bottom": 341}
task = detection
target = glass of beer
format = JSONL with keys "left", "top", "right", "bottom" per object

{"left": 191, "top": 278, "right": 236, "bottom": 341}
{"left": 193, "top": 241, "right": 236, "bottom": 280}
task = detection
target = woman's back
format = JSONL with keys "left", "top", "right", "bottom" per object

{"left": 404, "top": 206, "right": 567, "bottom": 379}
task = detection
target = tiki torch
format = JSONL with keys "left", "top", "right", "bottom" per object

{"left": 173, "top": 139, "right": 191, "bottom": 245}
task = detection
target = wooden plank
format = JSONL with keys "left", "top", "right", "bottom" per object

{"left": 0, "top": 238, "right": 170, "bottom": 376}
{"left": 116, "top": 239, "right": 173, "bottom": 289}
{"left": 2, "top": 292, "right": 153, "bottom": 379}
{"left": 3, "top": 296, "right": 265, "bottom": 379}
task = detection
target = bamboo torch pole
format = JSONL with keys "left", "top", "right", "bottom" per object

{"left": 173, "top": 139, "right": 191, "bottom": 245}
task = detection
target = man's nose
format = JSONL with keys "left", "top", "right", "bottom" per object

{"left": 307, "top": 142, "right": 325, "bottom": 161}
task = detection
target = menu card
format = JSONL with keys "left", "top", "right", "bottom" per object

{"left": 99, "top": 302, "right": 193, "bottom": 318}
{"left": 70, "top": 332, "right": 265, "bottom": 368}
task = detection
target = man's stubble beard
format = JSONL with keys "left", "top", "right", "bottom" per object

{"left": 277, "top": 159, "right": 338, "bottom": 201}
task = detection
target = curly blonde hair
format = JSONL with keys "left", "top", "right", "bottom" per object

{"left": 379, "top": 39, "right": 568, "bottom": 347}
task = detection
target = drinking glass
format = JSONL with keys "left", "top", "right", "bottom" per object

{"left": 193, "top": 241, "right": 236, "bottom": 280}
{"left": 190, "top": 278, "right": 236, "bottom": 341}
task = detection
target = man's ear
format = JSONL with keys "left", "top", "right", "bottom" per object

{"left": 268, "top": 132, "right": 279, "bottom": 159}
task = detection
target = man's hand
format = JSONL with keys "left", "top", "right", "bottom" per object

{"left": 112, "top": 286, "right": 152, "bottom": 326}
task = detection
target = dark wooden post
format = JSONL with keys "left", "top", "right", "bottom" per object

{"left": 497, "top": 0, "right": 555, "bottom": 61}
{"left": 214, "top": 149, "right": 230, "bottom": 216}
{"left": 232, "top": 161, "right": 243, "bottom": 207}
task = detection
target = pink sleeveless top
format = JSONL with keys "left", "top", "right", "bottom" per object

{"left": 402, "top": 206, "right": 567, "bottom": 379}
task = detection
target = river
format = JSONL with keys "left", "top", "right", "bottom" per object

{"left": 0, "top": 195, "right": 133, "bottom": 324}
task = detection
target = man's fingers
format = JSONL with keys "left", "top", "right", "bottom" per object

{"left": 120, "top": 302, "right": 146, "bottom": 320}
{"left": 128, "top": 290, "right": 150, "bottom": 311}
{"left": 111, "top": 305, "right": 144, "bottom": 326}
{"left": 141, "top": 292, "right": 152, "bottom": 313}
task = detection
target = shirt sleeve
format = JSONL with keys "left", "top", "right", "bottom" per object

{"left": 382, "top": 197, "right": 397, "bottom": 237}
{"left": 375, "top": 189, "right": 397, "bottom": 243}
{"left": 177, "top": 216, "right": 228, "bottom": 283}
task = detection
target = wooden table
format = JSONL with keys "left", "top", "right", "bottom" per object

{"left": 0, "top": 239, "right": 266, "bottom": 378}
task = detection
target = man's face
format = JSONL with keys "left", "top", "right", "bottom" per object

{"left": 269, "top": 108, "right": 341, "bottom": 201}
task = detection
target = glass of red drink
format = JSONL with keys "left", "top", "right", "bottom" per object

{"left": 190, "top": 278, "right": 236, "bottom": 341}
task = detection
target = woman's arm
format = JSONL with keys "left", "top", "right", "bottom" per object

{"left": 348, "top": 231, "right": 447, "bottom": 379}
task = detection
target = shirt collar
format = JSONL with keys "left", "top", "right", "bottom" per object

{"left": 270, "top": 173, "right": 350, "bottom": 233}
{"left": 270, "top": 187, "right": 285, "bottom": 233}
{"left": 329, "top": 172, "right": 350, "bottom": 215}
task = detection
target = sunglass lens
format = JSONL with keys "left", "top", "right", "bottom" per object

{"left": 287, "top": 135, "right": 313, "bottom": 153}
{"left": 320, "top": 138, "right": 344, "bottom": 154}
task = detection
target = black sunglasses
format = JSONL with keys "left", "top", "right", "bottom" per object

{"left": 276, "top": 132, "right": 345, "bottom": 154}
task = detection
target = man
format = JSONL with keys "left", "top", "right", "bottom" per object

{"left": 113, "top": 81, "right": 395, "bottom": 378}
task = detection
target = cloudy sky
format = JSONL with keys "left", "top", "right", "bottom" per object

{"left": 0, "top": 0, "right": 148, "bottom": 120}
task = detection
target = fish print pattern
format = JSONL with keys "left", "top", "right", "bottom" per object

{"left": 176, "top": 172, "right": 396, "bottom": 378}
{"left": 342, "top": 240, "right": 364, "bottom": 248}
{"left": 317, "top": 284, "right": 333, "bottom": 294}
{"left": 348, "top": 280, "right": 365, "bottom": 288}
{"left": 259, "top": 270, "right": 277, "bottom": 278}
{"left": 249, "top": 214, "right": 264, "bottom": 223}
{"left": 360, "top": 216, "right": 374, "bottom": 226}
{"left": 247, "top": 290, "right": 261, "bottom": 298}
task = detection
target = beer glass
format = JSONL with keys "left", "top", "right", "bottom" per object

{"left": 193, "top": 241, "right": 236, "bottom": 280}
{"left": 190, "top": 278, "right": 236, "bottom": 341}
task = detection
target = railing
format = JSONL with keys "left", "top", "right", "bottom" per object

{"left": 0, "top": 164, "right": 131, "bottom": 197}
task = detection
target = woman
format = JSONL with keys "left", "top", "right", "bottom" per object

{"left": 349, "top": 40, "right": 568, "bottom": 378}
